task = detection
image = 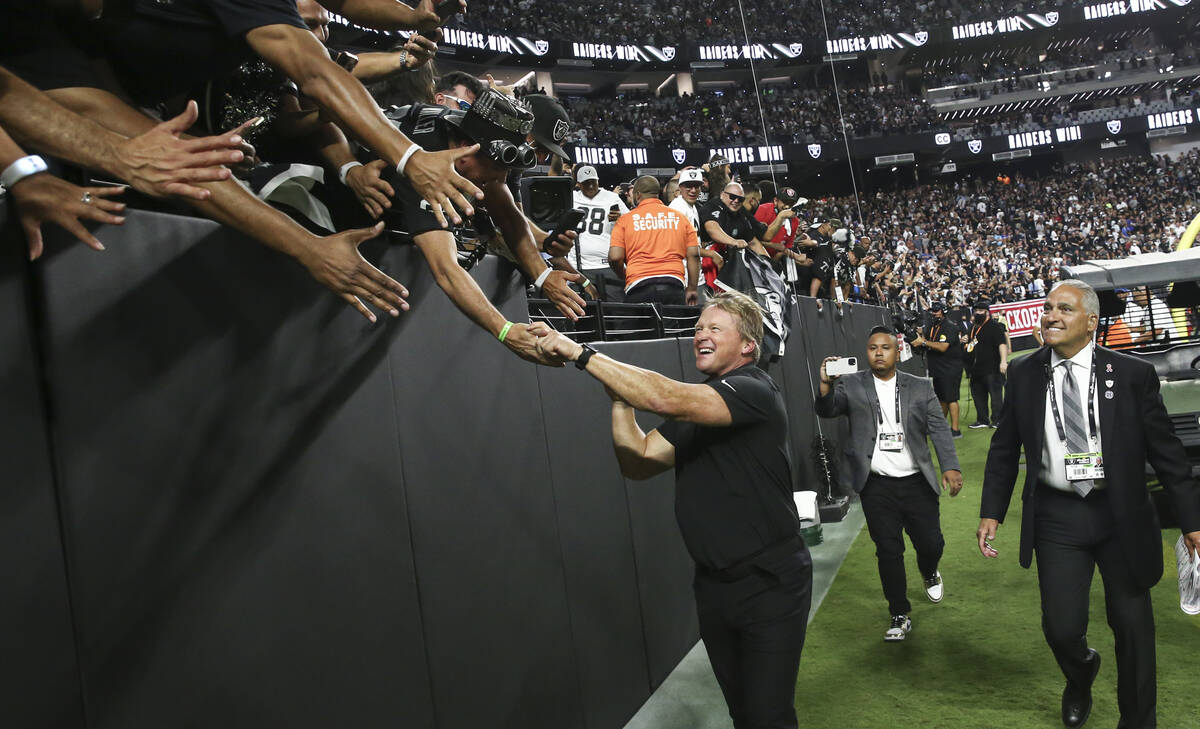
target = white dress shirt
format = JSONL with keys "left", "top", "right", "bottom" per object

{"left": 1039, "top": 342, "right": 1106, "bottom": 492}
{"left": 870, "top": 373, "right": 919, "bottom": 477}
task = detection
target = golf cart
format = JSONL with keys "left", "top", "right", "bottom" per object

{"left": 1062, "top": 248, "right": 1200, "bottom": 526}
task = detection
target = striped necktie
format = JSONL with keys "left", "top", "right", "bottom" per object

{"left": 1059, "top": 360, "right": 1094, "bottom": 497}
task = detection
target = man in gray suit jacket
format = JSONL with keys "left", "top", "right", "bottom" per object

{"left": 816, "top": 326, "right": 963, "bottom": 641}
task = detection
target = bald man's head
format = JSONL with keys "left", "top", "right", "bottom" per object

{"left": 631, "top": 175, "right": 661, "bottom": 204}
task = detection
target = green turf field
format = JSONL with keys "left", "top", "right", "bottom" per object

{"left": 793, "top": 381, "right": 1200, "bottom": 729}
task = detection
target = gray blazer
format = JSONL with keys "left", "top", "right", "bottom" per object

{"left": 815, "top": 370, "right": 959, "bottom": 494}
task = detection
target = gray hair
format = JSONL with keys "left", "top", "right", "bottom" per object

{"left": 1050, "top": 279, "right": 1100, "bottom": 317}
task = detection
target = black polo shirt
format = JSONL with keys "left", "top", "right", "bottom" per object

{"left": 656, "top": 364, "right": 799, "bottom": 571}
{"left": 699, "top": 201, "right": 767, "bottom": 245}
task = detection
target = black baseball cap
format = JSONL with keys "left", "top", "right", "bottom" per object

{"left": 778, "top": 187, "right": 801, "bottom": 205}
{"left": 930, "top": 302, "right": 945, "bottom": 312}
{"left": 523, "top": 93, "right": 573, "bottom": 164}
{"left": 973, "top": 299, "right": 991, "bottom": 309}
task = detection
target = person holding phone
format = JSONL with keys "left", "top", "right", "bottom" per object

{"left": 572, "top": 165, "right": 628, "bottom": 301}
{"left": 816, "top": 326, "right": 963, "bottom": 641}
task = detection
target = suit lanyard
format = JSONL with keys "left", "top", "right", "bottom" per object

{"left": 929, "top": 322, "right": 942, "bottom": 342}
{"left": 875, "top": 379, "right": 901, "bottom": 428}
{"left": 1046, "top": 355, "right": 1098, "bottom": 445}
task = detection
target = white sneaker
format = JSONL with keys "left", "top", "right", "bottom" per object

{"left": 924, "top": 571, "right": 944, "bottom": 603}
{"left": 1176, "top": 536, "right": 1200, "bottom": 615}
{"left": 884, "top": 615, "right": 912, "bottom": 642}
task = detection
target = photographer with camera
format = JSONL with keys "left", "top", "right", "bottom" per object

{"left": 911, "top": 303, "right": 966, "bottom": 438}
{"left": 816, "top": 327, "right": 962, "bottom": 642}
{"left": 383, "top": 89, "right": 584, "bottom": 362}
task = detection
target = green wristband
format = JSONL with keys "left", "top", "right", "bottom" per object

{"left": 497, "top": 321, "right": 514, "bottom": 342}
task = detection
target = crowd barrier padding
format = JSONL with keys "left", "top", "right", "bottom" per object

{"left": 0, "top": 206, "right": 88, "bottom": 729}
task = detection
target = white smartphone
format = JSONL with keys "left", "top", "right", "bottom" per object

{"left": 826, "top": 356, "right": 858, "bottom": 376}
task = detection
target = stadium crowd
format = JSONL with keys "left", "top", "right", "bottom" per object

{"left": 793, "top": 151, "right": 1199, "bottom": 308}
{"left": 560, "top": 85, "right": 941, "bottom": 147}
{"left": 461, "top": 0, "right": 1117, "bottom": 45}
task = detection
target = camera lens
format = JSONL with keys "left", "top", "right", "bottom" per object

{"left": 489, "top": 140, "right": 519, "bottom": 166}
{"left": 515, "top": 144, "right": 537, "bottom": 169}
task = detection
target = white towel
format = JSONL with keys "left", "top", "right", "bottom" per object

{"left": 1175, "top": 536, "right": 1200, "bottom": 616}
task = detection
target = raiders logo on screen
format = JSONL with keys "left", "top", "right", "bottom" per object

{"left": 672, "top": 149, "right": 687, "bottom": 165}
{"left": 967, "top": 139, "right": 983, "bottom": 154}
{"left": 807, "top": 143, "right": 822, "bottom": 159}
{"left": 1107, "top": 120, "right": 1122, "bottom": 135}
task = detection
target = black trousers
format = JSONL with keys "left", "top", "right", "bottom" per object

{"left": 859, "top": 472, "right": 944, "bottom": 616}
{"left": 1034, "top": 485, "right": 1156, "bottom": 729}
{"left": 694, "top": 545, "right": 813, "bottom": 729}
{"left": 625, "top": 278, "right": 686, "bottom": 305}
{"left": 969, "top": 371, "right": 1005, "bottom": 424}
{"left": 581, "top": 267, "right": 625, "bottom": 302}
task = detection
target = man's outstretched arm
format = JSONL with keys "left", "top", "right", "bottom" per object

{"left": 244, "top": 23, "right": 482, "bottom": 227}
{"left": 0, "top": 66, "right": 245, "bottom": 200}
{"left": 44, "top": 86, "right": 408, "bottom": 322}
{"left": 321, "top": 0, "right": 463, "bottom": 31}
{"left": 534, "top": 330, "right": 733, "bottom": 426}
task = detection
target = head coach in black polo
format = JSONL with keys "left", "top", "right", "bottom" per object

{"left": 532, "top": 290, "right": 811, "bottom": 729}
{"left": 977, "top": 279, "right": 1200, "bottom": 729}
{"left": 815, "top": 326, "right": 962, "bottom": 641}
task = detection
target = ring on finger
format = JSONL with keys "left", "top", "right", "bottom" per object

{"left": 80, "top": 192, "right": 93, "bottom": 204}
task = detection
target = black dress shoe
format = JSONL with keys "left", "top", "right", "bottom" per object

{"left": 1062, "top": 649, "right": 1101, "bottom": 727}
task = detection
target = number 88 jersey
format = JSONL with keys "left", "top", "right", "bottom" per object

{"left": 572, "top": 188, "right": 629, "bottom": 270}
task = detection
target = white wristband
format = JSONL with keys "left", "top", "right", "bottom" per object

{"left": 337, "top": 160, "right": 363, "bottom": 185}
{"left": 534, "top": 267, "right": 553, "bottom": 291}
{"left": 1, "top": 155, "right": 48, "bottom": 190}
{"left": 396, "top": 144, "right": 423, "bottom": 177}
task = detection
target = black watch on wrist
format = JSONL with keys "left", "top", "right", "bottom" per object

{"left": 575, "top": 343, "right": 598, "bottom": 370}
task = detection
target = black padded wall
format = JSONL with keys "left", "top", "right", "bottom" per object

{"left": 536, "top": 360, "right": 651, "bottom": 729}
{"left": 0, "top": 207, "right": 86, "bottom": 729}
{"left": 600, "top": 341, "right": 698, "bottom": 688}
{"left": 384, "top": 247, "right": 584, "bottom": 729}
{"left": 33, "top": 212, "right": 433, "bottom": 729}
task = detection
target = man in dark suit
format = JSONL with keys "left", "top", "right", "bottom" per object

{"left": 816, "top": 326, "right": 963, "bottom": 641}
{"left": 978, "top": 279, "right": 1200, "bottom": 729}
